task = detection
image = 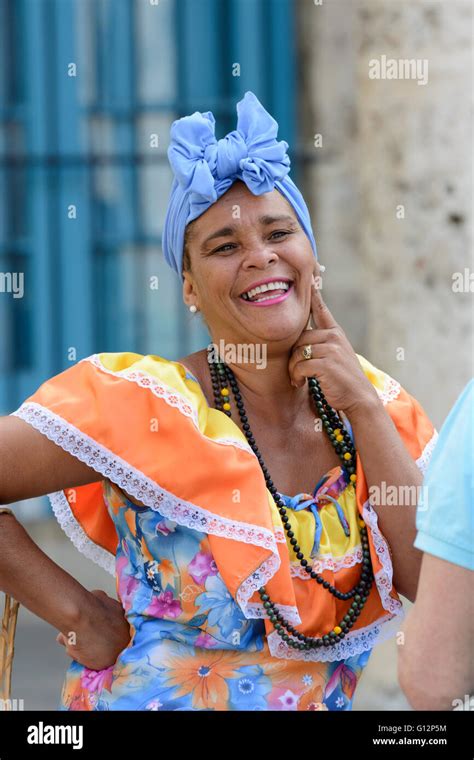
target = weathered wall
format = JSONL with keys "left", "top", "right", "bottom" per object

{"left": 297, "top": 0, "right": 473, "bottom": 427}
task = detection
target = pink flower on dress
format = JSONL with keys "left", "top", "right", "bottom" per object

{"left": 80, "top": 665, "right": 114, "bottom": 693}
{"left": 278, "top": 689, "right": 300, "bottom": 710}
{"left": 195, "top": 632, "right": 217, "bottom": 648}
{"left": 146, "top": 699, "right": 163, "bottom": 710}
{"left": 146, "top": 590, "right": 182, "bottom": 619}
{"left": 155, "top": 518, "right": 177, "bottom": 536}
{"left": 268, "top": 687, "right": 301, "bottom": 711}
{"left": 188, "top": 551, "right": 218, "bottom": 585}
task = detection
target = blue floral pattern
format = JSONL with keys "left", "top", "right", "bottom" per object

{"left": 59, "top": 478, "right": 373, "bottom": 711}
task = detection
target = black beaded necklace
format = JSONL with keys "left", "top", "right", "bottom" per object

{"left": 207, "top": 345, "right": 374, "bottom": 651}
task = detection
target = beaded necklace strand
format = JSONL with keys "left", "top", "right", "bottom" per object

{"left": 207, "top": 345, "right": 374, "bottom": 651}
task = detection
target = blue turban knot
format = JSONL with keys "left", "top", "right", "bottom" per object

{"left": 162, "top": 90, "right": 318, "bottom": 278}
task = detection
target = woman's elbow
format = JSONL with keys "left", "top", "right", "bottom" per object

{"left": 398, "top": 648, "right": 459, "bottom": 711}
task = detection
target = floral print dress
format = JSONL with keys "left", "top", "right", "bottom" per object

{"left": 59, "top": 467, "right": 372, "bottom": 712}
{"left": 12, "top": 350, "right": 436, "bottom": 711}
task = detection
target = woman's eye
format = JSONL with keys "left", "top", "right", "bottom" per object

{"left": 214, "top": 243, "right": 236, "bottom": 253}
{"left": 214, "top": 230, "right": 290, "bottom": 253}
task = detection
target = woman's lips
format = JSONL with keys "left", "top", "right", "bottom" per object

{"left": 239, "top": 283, "right": 294, "bottom": 307}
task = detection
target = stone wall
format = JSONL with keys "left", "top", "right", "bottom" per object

{"left": 296, "top": 0, "right": 473, "bottom": 427}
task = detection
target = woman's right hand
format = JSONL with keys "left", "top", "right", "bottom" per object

{"left": 55, "top": 589, "right": 132, "bottom": 671}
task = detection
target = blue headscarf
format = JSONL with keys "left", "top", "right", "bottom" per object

{"left": 162, "top": 91, "right": 318, "bottom": 278}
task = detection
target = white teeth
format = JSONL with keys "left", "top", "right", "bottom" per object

{"left": 241, "top": 280, "right": 290, "bottom": 301}
{"left": 252, "top": 292, "right": 286, "bottom": 303}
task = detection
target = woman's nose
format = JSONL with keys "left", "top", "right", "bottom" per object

{"left": 241, "top": 244, "right": 279, "bottom": 269}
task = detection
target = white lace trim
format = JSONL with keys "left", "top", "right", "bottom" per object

{"left": 266, "top": 608, "right": 404, "bottom": 663}
{"left": 245, "top": 602, "right": 302, "bottom": 626}
{"left": 361, "top": 500, "right": 403, "bottom": 616}
{"left": 210, "top": 436, "right": 257, "bottom": 457}
{"left": 274, "top": 527, "right": 287, "bottom": 543}
{"left": 234, "top": 550, "right": 301, "bottom": 625}
{"left": 82, "top": 354, "right": 256, "bottom": 458}
{"left": 375, "top": 375, "right": 401, "bottom": 405}
{"left": 415, "top": 429, "right": 438, "bottom": 476}
{"left": 49, "top": 490, "right": 116, "bottom": 576}
{"left": 290, "top": 545, "right": 364, "bottom": 578}
{"left": 82, "top": 354, "right": 200, "bottom": 427}
{"left": 11, "top": 402, "right": 280, "bottom": 556}
{"left": 234, "top": 552, "right": 302, "bottom": 626}
{"left": 235, "top": 551, "right": 283, "bottom": 619}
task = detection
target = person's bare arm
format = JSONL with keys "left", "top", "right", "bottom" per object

{"left": 0, "top": 512, "right": 130, "bottom": 668}
{"left": 398, "top": 552, "right": 474, "bottom": 710}
{"left": 0, "top": 415, "right": 131, "bottom": 668}
{"left": 346, "top": 397, "right": 425, "bottom": 602}
{"left": 0, "top": 415, "right": 145, "bottom": 507}
{"left": 0, "top": 415, "right": 100, "bottom": 504}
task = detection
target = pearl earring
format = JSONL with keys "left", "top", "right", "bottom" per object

{"left": 189, "top": 304, "right": 197, "bottom": 313}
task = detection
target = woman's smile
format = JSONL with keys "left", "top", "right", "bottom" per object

{"left": 180, "top": 181, "right": 314, "bottom": 337}
{"left": 238, "top": 278, "right": 295, "bottom": 307}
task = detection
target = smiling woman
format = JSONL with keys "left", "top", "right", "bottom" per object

{"left": 180, "top": 181, "right": 315, "bottom": 341}
{"left": 0, "top": 91, "right": 437, "bottom": 712}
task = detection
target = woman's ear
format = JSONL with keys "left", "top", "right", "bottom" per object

{"left": 182, "top": 273, "right": 198, "bottom": 310}
{"left": 312, "top": 261, "right": 324, "bottom": 292}
{"left": 308, "top": 261, "right": 324, "bottom": 329}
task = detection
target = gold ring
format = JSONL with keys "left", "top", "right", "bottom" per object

{"left": 302, "top": 344, "right": 312, "bottom": 360}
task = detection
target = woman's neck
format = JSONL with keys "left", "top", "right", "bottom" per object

{"left": 199, "top": 346, "right": 311, "bottom": 429}
{"left": 243, "top": 355, "right": 311, "bottom": 422}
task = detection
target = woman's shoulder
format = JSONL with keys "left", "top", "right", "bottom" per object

{"left": 354, "top": 352, "right": 402, "bottom": 405}
{"left": 356, "top": 352, "right": 437, "bottom": 473}
{"left": 89, "top": 349, "right": 206, "bottom": 380}
{"left": 88, "top": 350, "right": 178, "bottom": 373}
{"left": 74, "top": 350, "right": 205, "bottom": 393}
{"left": 175, "top": 348, "right": 209, "bottom": 382}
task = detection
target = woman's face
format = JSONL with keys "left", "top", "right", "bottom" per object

{"left": 183, "top": 180, "right": 316, "bottom": 348}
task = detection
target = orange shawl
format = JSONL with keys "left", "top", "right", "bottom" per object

{"left": 11, "top": 351, "right": 437, "bottom": 662}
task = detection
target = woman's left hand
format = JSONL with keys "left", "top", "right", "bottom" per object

{"left": 55, "top": 589, "right": 131, "bottom": 670}
{"left": 288, "top": 268, "right": 379, "bottom": 417}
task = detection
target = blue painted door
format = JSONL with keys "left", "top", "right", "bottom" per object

{"left": 0, "top": 0, "right": 296, "bottom": 415}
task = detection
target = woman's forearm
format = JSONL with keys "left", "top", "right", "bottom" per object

{"left": 346, "top": 397, "right": 424, "bottom": 602}
{"left": 0, "top": 512, "right": 94, "bottom": 634}
{"left": 398, "top": 553, "right": 474, "bottom": 710}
